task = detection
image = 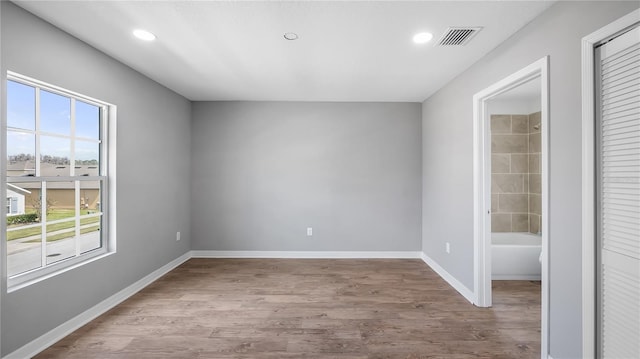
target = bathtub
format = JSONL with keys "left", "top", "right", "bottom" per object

{"left": 492, "top": 232, "right": 542, "bottom": 280}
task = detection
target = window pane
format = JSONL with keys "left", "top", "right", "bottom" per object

{"left": 80, "top": 180, "right": 101, "bottom": 212}
{"left": 40, "top": 136, "right": 71, "bottom": 177}
{"left": 44, "top": 181, "right": 76, "bottom": 264}
{"left": 46, "top": 219, "right": 76, "bottom": 265}
{"left": 40, "top": 90, "right": 71, "bottom": 135}
{"left": 80, "top": 181, "right": 102, "bottom": 254}
{"left": 7, "top": 80, "right": 35, "bottom": 130}
{"left": 7, "top": 181, "right": 42, "bottom": 277}
{"left": 45, "top": 181, "right": 75, "bottom": 221}
{"left": 7, "top": 131, "right": 36, "bottom": 176}
{"left": 76, "top": 101, "right": 100, "bottom": 139}
{"left": 75, "top": 140, "right": 100, "bottom": 176}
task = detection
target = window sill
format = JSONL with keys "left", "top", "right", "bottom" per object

{"left": 8, "top": 250, "right": 115, "bottom": 293}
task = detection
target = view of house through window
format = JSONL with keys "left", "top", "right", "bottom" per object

{"left": 6, "top": 75, "right": 110, "bottom": 281}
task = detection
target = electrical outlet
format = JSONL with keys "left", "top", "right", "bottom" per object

{"left": 446, "top": 242, "right": 450, "bottom": 254}
{"left": 176, "top": 231, "right": 181, "bottom": 241}
{"left": 307, "top": 227, "right": 313, "bottom": 236}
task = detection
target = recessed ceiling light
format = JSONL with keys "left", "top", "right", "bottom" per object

{"left": 133, "top": 29, "right": 156, "bottom": 41}
{"left": 413, "top": 32, "right": 433, "bottom": 44}
{"left": 284, "top": 32, "right": 299, "bottom": 41}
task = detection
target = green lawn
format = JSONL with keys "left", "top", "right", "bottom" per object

{"left": 39, "top": 208, "right": 97, "bottom": 220}
{"left": 25, "top": 225, "right": 100, "bottom": 243}
{"left": 7, "top": 209, "right": 100, "bottom": 242}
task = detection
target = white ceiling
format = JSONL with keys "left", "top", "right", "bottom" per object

{"left": 15, "top": 1, "right": 555, "bottom": 102}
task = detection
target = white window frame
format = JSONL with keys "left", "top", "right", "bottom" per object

{"left": 4, "top": 72, "right": 117, "bottom": 291}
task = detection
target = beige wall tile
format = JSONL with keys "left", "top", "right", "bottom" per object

{"left": 499, "top": 194, "right": 529, "bottom": 213}
{"left": 529, "top": 174, "right": 541, "bottom": 194}
{"left": 511, "top": 154, "right": 529, "bottom": 173}
{"left": 489, "top": 112, "right": 545, "bottom": 234}
{"left": 529, "top": 132, "right": 541, "bottom": 153}
{"left": 492, "top": 214, "right": 511, "bottom": 232}
{"left": 492, "top": 174, "right": 525, "bottom": 194}
{"left": 529, "top": 214, "right": 540, "bottom": 234}
{"left": 512, "top": 115, "right": 529, "bottom": 134}
{"left": 492, "top": 154, "right": 510, "bottom": 173}
{"left": 491, "top": 194, "right": 499, "bottom": 213}
{"left": 492, "top": 134, "right": 528, "bottom": 153}
{"left": 512, "top": 214, "right": 530, "bottom": 232}
{"left": 491, "top": 115, "right": 511, "bottom": 133}
{"left": 529, "top": 194, "right": 542, "bottom": 215}
{"left": 529, "top": 112, "right": 541, "bottom": 133}
{"left": 529, "top": 153, "right": 540, "bottom": 174}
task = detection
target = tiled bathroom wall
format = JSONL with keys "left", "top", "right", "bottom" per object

{"left": 491, "top": 112, "right": 542, "bottom": 233}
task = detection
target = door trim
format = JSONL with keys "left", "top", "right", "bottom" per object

{"left": 472, "top": 56, "right": 550, "bottom": 357}
{"left": 581, "top": 9, "right": 640, "bottom": 359}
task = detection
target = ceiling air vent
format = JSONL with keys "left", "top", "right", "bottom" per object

{"left": 437, "top": 27, "right": 482, "bottom": 46}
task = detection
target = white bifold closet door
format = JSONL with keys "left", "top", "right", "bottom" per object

{"left": 596, "top": 25, "right": 640, "bottom": 359}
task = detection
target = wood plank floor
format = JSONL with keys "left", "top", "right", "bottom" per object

{"left": 36, "top": 259, "right": 541, "bottom": 358}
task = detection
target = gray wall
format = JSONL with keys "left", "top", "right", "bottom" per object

{"left": 421, "top": 1, "right": 639, "bottom": 358}
{"left": 1, "top": 2, "right": 192, "bottom": 355}
{"left": 191, "top": 102, "right": 421, "bottom": 252}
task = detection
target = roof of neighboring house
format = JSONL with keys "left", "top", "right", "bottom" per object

{"left": 7, "top": 183, "right": 31, "bottom": 195}
{"left": 7, "top": 161, "right": 99, "bottom": 177}
{"left": 7, "top": 161, "right": 100, "bottom": 190}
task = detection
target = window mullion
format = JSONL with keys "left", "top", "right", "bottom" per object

{"left": 40, "top": 181, "right": 47, "bottom": 268}
{"left": 75, "top": 180, "right": 81, "bottom": 257}
{"left": 100, "top": 178, "right": 107, "bottom": 251}
{"left": 70, "top": 98, "right": 76, "bottom": 177}
{"left": 100, "top": 106, "right": 108, "bottom": 251}
{"left": 35, "top": 88, "right": 41, "bottom": 177}
{"left": 100, "top": 106, "right": 107, "bottom": 177}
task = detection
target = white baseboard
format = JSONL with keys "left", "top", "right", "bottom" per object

{"left": 191, "top": 250, "right": 422, "bottom": 259}
{"left": 420, "top": 252, "right": 475, "bottom": 304}
{"left": 4, "top": 251, "right": 192, "bottom": 359}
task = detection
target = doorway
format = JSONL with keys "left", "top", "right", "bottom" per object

{"left": 472, "top": 57, "right": 550, "bottom": 357}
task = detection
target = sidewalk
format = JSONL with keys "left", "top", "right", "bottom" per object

{"left": 7, "top": 231, "right": 101, "bottom": 277}
{"left": 8, "top": 222, "right": 99, "bottom": 254}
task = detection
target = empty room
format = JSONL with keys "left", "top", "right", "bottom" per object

{"left": 1, "top": 1, "right": 639, "bottom": 358}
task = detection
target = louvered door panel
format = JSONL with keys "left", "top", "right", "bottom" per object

{"left": 598, "top": 25, "right": 640, "bottom": 359}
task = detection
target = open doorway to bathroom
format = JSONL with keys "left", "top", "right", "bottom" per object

{"left": 487, "top": 78, "right": 543, "bottom": 356}
{"left": 488, "top": 80, "right": 542, "bottom": 281}
{"left": 473, "top": 57, "right": 549, "bottom": 357}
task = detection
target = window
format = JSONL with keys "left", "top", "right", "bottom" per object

{"left": 5, "top": 72, "right": 115, "bottom": 289}
{"left": 7, "top": 196, "right": 19, "bottom": 215}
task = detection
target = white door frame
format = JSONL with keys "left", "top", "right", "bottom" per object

{"left": 581, "top": 9, "right": 640, "bottom": 359}
{"left": 472, "top": 56, "right": 550, "bottom": 357}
